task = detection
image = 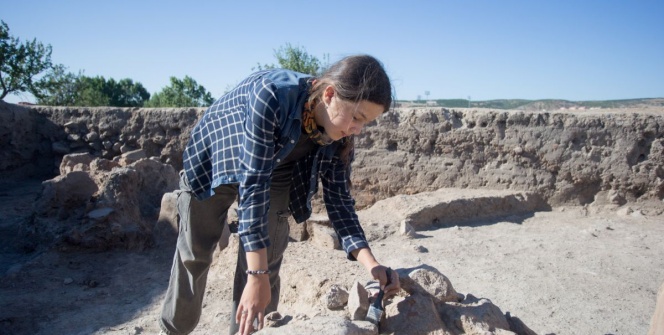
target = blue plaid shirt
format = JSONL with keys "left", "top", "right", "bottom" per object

{"left": 183, "top": 69, "right": 368, "bottom": 260}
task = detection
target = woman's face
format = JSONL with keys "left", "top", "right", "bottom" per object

{"left": 317, "top": 85, "right": 384, "bottom": 141}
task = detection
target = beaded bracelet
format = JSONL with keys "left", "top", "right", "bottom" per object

{"left": 246, "top": 269, "right": 271, "bottom": 275}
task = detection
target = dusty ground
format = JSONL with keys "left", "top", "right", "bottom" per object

{"left": 1, "top": 179, "right": 663, "bottom": 335}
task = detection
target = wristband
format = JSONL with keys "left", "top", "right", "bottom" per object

{"left": 246, "top": 269, "right": 271, "bottom": 275}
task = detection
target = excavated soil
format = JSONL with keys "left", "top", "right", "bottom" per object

{"left": 0, "top": 179, "right": 662, "bottom": 335}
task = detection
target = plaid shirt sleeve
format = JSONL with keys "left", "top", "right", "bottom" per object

{"left": 237, "top": 76, "right": 280, "bottom": 251}
{"left": 320, "top": 146, "right": 369, "bottom": 260}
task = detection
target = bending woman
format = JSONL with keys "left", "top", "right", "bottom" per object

{"left": 159, "top": 54, "right": 400, "bottom": 335}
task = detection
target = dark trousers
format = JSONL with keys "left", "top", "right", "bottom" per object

{"left": 159, "top": 167, "right": 292, "bottom": 335}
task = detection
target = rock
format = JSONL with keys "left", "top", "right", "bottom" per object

{"left": 506, "top": 312, "right": 538, "bottom": 335}
{"left": 67, "top": 133, "right": 81, "bottom": 142}
{"left": 118, "top": 149, "right": 147, "bottom": 165}
{"left": 256, "top": 316, "right": 377, "bottom": 335}
{"left": 263, "top": 311, "right": 288, "bottom": 328}
{"left": 155, "top": 191, "right": 180, "bottom": 235}
{"left": 60, "top": 152, "right": 95, "bottom": 175}
{"left": 398, "top": 265, "right": 458, "bottom": 303}
{"left": 348, "top": 281, "right": 369, "bottom": 321}
{"left": 414, "top": 245, "right": 429, "bottom": 253}
{"left": 85, "top": 132, "right": 99, "bottom": 142}
{"left": 120, "top": 144, "right": 132, "bottom": 154}
{"left": 323, "top": 284, "right": 349, "bottom": 310}
{"left": 399, "top": 220, "right": 417, "bottom": 238}
{"left": 289, "top": 218, "right": 308, "bottom": 242}
{"left": 52, "top": 142, "right": 71, "bottom": 155}
{"left": 87, "top": 207, "right": 114, "bottom": 221}
{"left": 306, "top": 215, "right": 340, "bottom": 250}
{"left": 89, "top": 158, "right": 120, "bottom": 174}
{"left": 442, "top": 294, "right": 511, "bottom": 334}
{"left": 382, "top": 294, "right": 448, "bottom": 335}
{"left": 35, "top": 171, "right": 99, "bottom": 217}
{"left": 617, "top": 206, "right": 634, "bottom": 216}
{"left": 608, "top": 189, "right": 626, "bottom": 205}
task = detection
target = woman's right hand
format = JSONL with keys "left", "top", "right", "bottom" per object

{"left": 236, "top": 274, "right": 271, "bottom": 335}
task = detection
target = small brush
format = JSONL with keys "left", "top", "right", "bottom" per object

{"left": 366, "top": 268, "right": 392, "bottom": 327}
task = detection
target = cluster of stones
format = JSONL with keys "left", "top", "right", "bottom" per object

{"left": 30, "top": 150, "right": 178, "bottom": 250}
{"left": 53, "top": 120, "right": 143, "bottom": 162}
{"left": 256, "top": 265, "right": 536, "bottom": 335}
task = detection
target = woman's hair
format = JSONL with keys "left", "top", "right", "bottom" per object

{"left": 309, "top": 54, "right": 392, "bottom": 112}
{"left": 308, "top": 55, "right": 393, "bottom": 165}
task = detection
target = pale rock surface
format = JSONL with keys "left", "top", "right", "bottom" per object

{"left": 257, "top": 316, "right": 377, "bottom": 335}
{"left": 324, "top": 284, "right": 350, "bottom": 310}
{"left": 288, "top": 217, "right": 308, "bottom": 241}
{"left": 398, "top": 265, "right": 459, "bottom": 303}
{"left": 306, "top": 214, "right": 341, "bottom": 250}
{"left": 348, "top": 281, "right": 370, "bottom": 321}
{"left": 382, "top": 294, "right": 449, "bottom": 335}
{"left": 443, "top": 295, "right": 512, "bottom": 334}
{"left": 59, "top": 152, "right": 94, "bottom": 175}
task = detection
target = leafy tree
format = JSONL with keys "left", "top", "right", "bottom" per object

{"left": 145, "top": 76, "right": 214, "bottom": 107}
{"left": 37, "top": 73, "right": 150, "bottom": 107}
{"left": 0, "top": 20, "right": 55, "bottom": 100}
{"left": 35, "top": 64, "right": 81, "bottom": 106}
{"left": 255, "top": 43, "right": 327, "bottom": 76}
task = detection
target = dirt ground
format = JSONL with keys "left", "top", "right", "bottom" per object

{"left": 1, "top": 179, "right": 663, "bottom": 335}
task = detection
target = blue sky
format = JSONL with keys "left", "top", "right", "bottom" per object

{"left": 4, "top": 0, "right": 663, "bottom": 103}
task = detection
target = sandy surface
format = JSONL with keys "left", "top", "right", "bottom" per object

{"left": 1, "top": 180, "right": 663, "bottom": 335}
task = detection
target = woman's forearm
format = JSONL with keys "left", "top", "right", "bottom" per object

{"left": 351, "top": 247, "right": 380, "bottom": 272}
{"left": 246, "top": 248, "right": 268, "bottom": 271}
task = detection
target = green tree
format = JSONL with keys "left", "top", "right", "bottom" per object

{"left": 0, "top": 20, "right": 55, "bottom": 100}
{"left": 255, "top": 43, "right": 327, "bottom": 76}
{"left": 35, "top": 64, "right": 81, "bottom": 106}
{"left": 145, "top": 76, "right": 214, "bottom": 107}
{"left": 37, "top": 73, "right": 150, "bottom": 107}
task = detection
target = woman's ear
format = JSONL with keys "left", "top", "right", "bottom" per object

{"left": 323, "top": 85, "right": 335, "bottom": 106}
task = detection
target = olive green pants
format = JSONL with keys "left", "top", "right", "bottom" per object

{"left": 159, "top": 168, "right": 292, "bottom": 335}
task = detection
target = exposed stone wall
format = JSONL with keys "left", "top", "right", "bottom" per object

{"left": 352, "top": 108, "right": 664, "bottom": 209}
{"left": 1, "top": 101, "right": 662, "bottom": 210}
{"left": 0, "top": 101, "right": 203, "bottom": 178}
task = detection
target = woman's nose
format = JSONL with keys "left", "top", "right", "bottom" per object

{"left": 350, "top": 124, "right": 363, "bottom": 135}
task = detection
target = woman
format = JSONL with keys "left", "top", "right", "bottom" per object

{"left": 159, "top": 55, "right": 401, "bottom": 335}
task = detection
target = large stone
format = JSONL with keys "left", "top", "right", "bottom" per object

{"left": 60, "top": 152, "right": 95, "bottom": 175}
{"left": 154, "top": 191, "right": 180, "bottom": 243}
{"left": 382, "top": 294, "right": 449, "bottom": 335}
{"left": 441, "top": 294, "right": 511, "bottom": 334}
{"left": 306, "top": 215, "right": 340, "bottom": 250}
{"left": 35, "top": 171, "right": 98, "bottom": 217}
{"left": 288, "top": 217, "right": 308, "bottom": 242}
{"left": 348, "top": 281, "right": 369, "bottom": 321}
{"left": 398, "top": 265, "right": 459, "bottom": 303}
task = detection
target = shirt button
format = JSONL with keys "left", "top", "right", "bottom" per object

{"left": 290, "top": 140, "right": 295, "bottom": 143}
{"left": 276, "top": 159, "right": 281, "bottom": 162}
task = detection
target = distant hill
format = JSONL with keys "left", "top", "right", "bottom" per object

{"left": 397, "top": 98, "right": 664, "bottom": 111}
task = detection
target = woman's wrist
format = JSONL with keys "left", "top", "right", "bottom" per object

{"left": 352, "top": 247, "right": 380, "bottom": 271}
